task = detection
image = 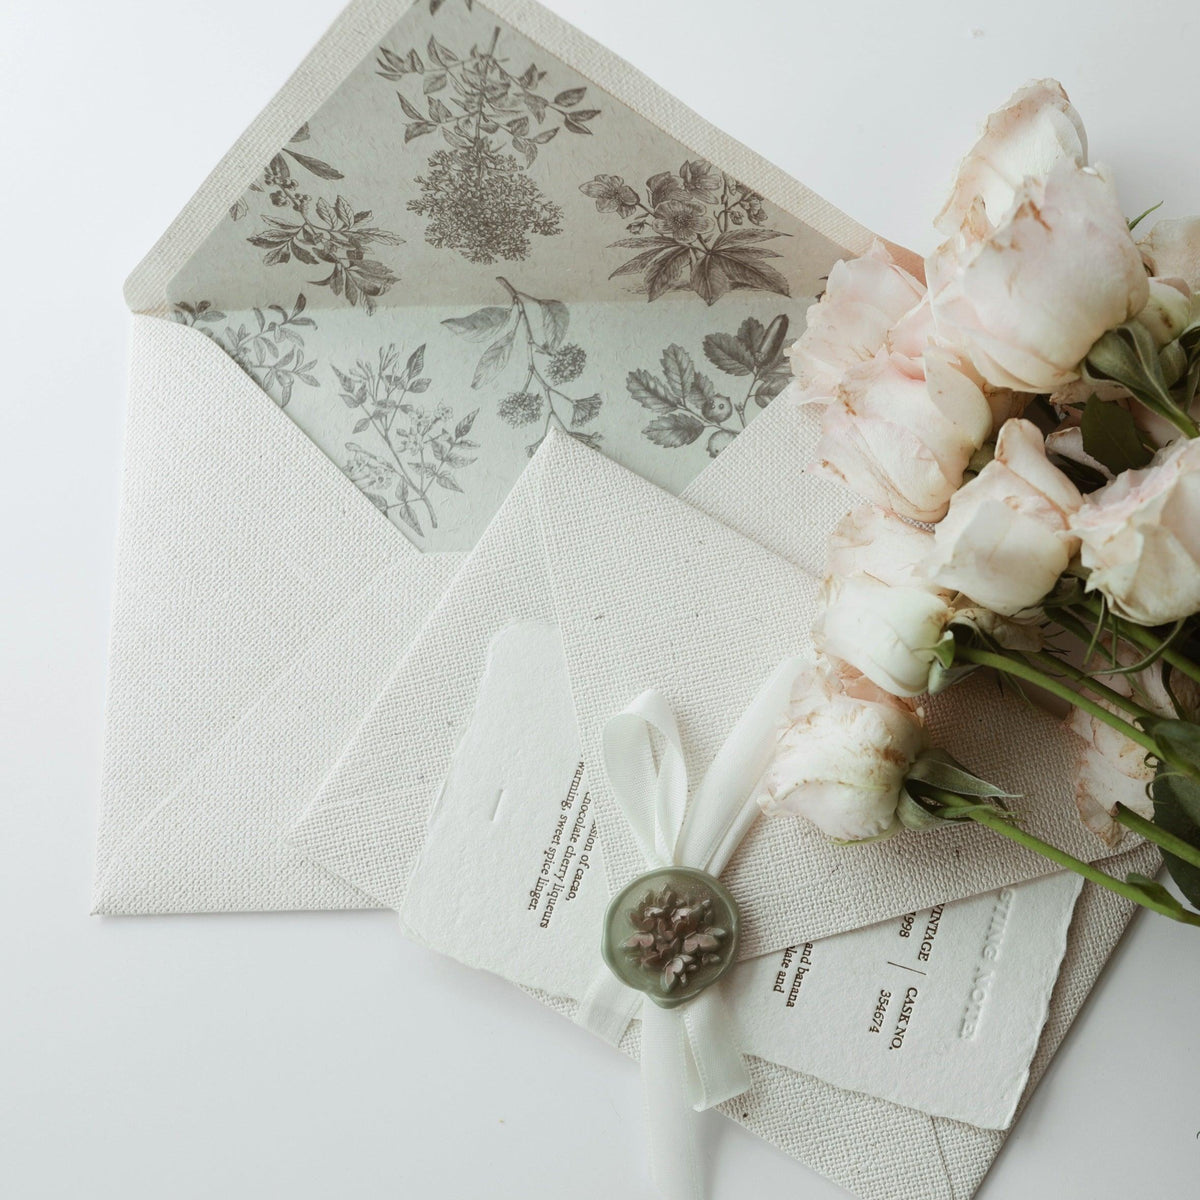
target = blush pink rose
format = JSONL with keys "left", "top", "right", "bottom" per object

{"left": 787, "top": 241, "right": 926, "bottom": 404}
{"left": 927, "top": 162, "right": 1149, "bottom": 393}
{"left": 936, "top": 78, "right": 1087, "bottom": 236}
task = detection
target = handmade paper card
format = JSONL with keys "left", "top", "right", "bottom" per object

{"left": 399, "top": 615, "right": 1087, "bottom": 1132}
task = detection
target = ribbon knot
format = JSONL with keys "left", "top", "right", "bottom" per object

{"left": 576, "top": 660, "right": 803, "bottom": 1200}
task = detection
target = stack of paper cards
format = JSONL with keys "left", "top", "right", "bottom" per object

{"left": 95, "top": 3, "right": 1156, "bottom": 1198}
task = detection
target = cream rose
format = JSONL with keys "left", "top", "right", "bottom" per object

{"left": 815, "top": 573, "right": 951, "bottom": 698}
{"left": 1070, "top": 435, "right": 1200, "bottom": 625}
{"left": 787, "top": 241, "right": 926, "bottom": 404}
{"left": 813, "top": 347, "right": 992, "bottom": 523}
{"left": 758, "top": 661, "right": 926, "bottom": 841}
{"left": 1134, "top": 276, "right": 1192, "bottom": 347}
{"left": 935, "top": 79, "right": 1087, "bottom": 236}
{"left": 924, "top": 419, "right": 1082, "bottom": 616}
{"left": 927, "top": 161, "right": 1149, "bottom": 393}
{"left": 826, "top": 504, "right": 948, "bottom": 592}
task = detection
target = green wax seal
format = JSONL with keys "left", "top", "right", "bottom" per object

{"left": 601, "top": 866, "right": 740, "bottom": 1009}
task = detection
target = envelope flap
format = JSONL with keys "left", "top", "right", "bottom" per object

{"left": 533, "top": 432, "right": 1135, "bottom": 958}
{"left": 129, "top": 0, "right": 891, "bottom": 316}
{"left": 532, "top": 430, "right": 821, "bottom": 888}
{"left": 132, "top": 0, "right": 896, "bottom": 557}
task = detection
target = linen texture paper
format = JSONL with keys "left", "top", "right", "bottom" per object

{"left": 285, "top": 430, "right": 1158, "bottom": 1200}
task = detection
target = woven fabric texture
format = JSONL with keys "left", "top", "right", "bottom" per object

{"left": 93, "top": 318, "right": 461, "bottom": 912}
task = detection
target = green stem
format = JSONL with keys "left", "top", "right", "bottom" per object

{"left": 925, "top": 788, "right": 1200, "bottom": 926}
{"left": 1023, "top": 650, "right": 1159, "bottom": 724}
{"left": 1072, "top": 600, "right": 1200, "bottom": 688}
{"left": 1051, "top": 607, "right": 1114, "bottom": 664}
{"left": 1114, "top": 803, "right": 1200, "bottom": 870}
{"left": 955, "top": 645, "right": 1161, "bottom": 755}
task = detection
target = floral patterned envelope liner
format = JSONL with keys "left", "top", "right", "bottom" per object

{"left": 168, "top": 0, "right": 844, "bottom": 551}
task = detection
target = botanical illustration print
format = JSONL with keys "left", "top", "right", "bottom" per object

{"left": 581, "top": 162, "right": 790, "bottom": 305}
{"left": 161, "top": 0, "right": 847, "bottom": 556}
{"left": 172, "top": 296, "right": 319, "bottom": 408}
{"left": 627, "top": 315, "right": 791, "bottom": 457}
{"left": 444, "top": 278, "right": 602, "bottom": 458}
{"left": 231, "top": 124, "right": 402, "bottom": 312}
{"left": 377, "top": 28, "right": 600, "bottom": 264}
{"left": 334, "top": 344, "right": 478, "bottom": 537}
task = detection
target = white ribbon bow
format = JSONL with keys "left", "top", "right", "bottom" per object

{"left": 576, "top": 659, "right": 803, "bottom": 1200}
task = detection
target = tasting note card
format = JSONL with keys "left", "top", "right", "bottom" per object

{"left": 401, "top": 620, "right": 1082, "bottom": 1130}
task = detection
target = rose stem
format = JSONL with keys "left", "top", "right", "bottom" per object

{"left": 1020, "top": 649, "right": 1159, "bottom": 723}
{"left": 1070, "top": 600, "right": 1200, "bottom": 689}
{"left": 922, "top": 787, "right": 1200, "bottom": 926}
{"left": 1113, "top": 803, "right": 1200, "bottom": 870}
{"left": 954, "top": 645, "right": 1161, "bottom": 755}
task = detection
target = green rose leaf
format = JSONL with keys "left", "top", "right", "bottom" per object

{"left": 906, "top": 749, "right": 1018, "bottom": 799}
{"left": 1149, "top": 719, "right": 1200, "bottom": 826}
{"left": 1079, "top": 394, "right": 1152, "bottom": 473}
{"left": 1124, "top": 871, "right": 1200, "bottom": 923}
{"left": 1152, "top": 762, "right": 1200, "bottom": 908}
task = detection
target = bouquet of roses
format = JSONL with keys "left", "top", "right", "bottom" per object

{"left": 761, "top": 80, "right": 1200, "bottom": 926}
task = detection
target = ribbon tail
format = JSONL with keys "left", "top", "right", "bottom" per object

{"left": 603, "top": 691, "right": 690, "bottom": 866}
{"left": 682, "top": 987, "right": 751, "bottom": 1110}
{"left": 676, "top": 656, "right": 807, "bottom": 875}
{"left": 641, "top": 1003, "right": 704, "bottom": 1200}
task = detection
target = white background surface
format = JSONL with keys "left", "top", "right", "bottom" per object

{"left": 3, "top": 1, "right": 1199, "bottom": 1196}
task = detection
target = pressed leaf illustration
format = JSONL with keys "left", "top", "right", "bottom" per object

{"left": 443, "top": 278, "right": 602, "bottom": 457}
{"left": 334, "top": 343, "right": 478, "bottom": 536}
{"left": 581, "top": 161, "right": 790, "bottom": 305}
{"left": 627, "top": 314, "right": 790, "bottom": 456}
{"left": 172, "top": 295, "right": 319, "bottom": 409}
{"left": 235, "top": 127, "right": 402, "bottom": 312}
{"left": 377, "top": 27, "right": 600, "bottom": 263}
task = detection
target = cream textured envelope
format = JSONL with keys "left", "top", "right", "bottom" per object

{"left": 95, "top": 0, "right": 894, "bottom": 913}
{"left": 285, "top": 428, "right": 1157, "bottom": 1199}
{"left": 288, "top": 429, "right": 1138, "bottom": 952}
{"left": 92, "top": 1, "right": 1160, "bottom": 1195}
{"left": 93, "top": 317, "right": 457, "bottom": 912}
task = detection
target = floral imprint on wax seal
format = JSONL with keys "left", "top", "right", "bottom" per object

{"left": 601, "top": 867, "right": 740, "bottom": 1008}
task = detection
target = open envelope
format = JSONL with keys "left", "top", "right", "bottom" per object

{"left": 285, "top": 426, "right": 1157, "bottom": 1200}
{"left": 94, "top": 0, "right": 901, "bottom": 913}
{"left": 92, "top": 0, "right": 1159, "bottom": 1194}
